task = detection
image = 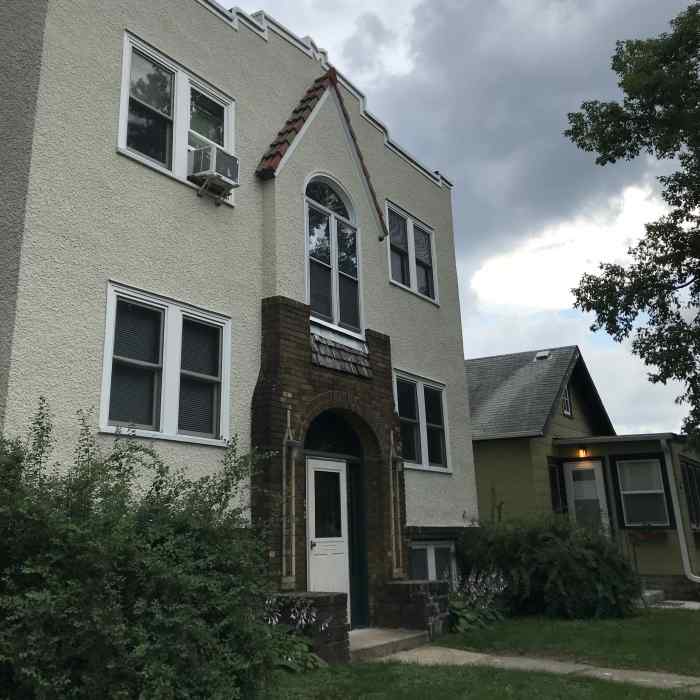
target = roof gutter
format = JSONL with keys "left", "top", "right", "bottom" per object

{"left": 661, "top": 438, "right": 700, "bottom": 585}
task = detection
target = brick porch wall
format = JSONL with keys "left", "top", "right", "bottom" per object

{"left": 251, "top": 296, "right": 408, "bottom": 624}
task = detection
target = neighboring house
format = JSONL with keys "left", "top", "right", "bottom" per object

{"left": 1, "top": 1, "right": 478, "bottom": 652}
{"left": 466, "top": 346, "right": 700, "bottom": 599}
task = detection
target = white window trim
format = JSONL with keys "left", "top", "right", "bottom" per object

{"left": 394, "top": 370, "right": 451, "bottom": 473}
{"left": 304, "top": 175, "right": 365, "bottom": 337}
{"left": 99, "top": 282, "right": 231, "bottom": 447}
{"left": 616, "top": 458, "right": 670, "bottom": 528}
{"left": 409, "top": 541, "right": 457, "bottom": 586}
{"left": 562, "top": 385, "right": 573, "bottom": 417}
{"left": 117, "top": 33, "right": 237, "bottom": 206}
{"left": 385, "top": 201, "right": 439, "bottom": 306}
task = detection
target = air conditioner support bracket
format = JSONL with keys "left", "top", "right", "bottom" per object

{"left": 195, "top": 175, "right": 229, "bottom": 205}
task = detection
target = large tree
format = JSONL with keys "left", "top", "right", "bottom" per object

{"left": 566, "top": 3, "right": 700, "bottom": 442}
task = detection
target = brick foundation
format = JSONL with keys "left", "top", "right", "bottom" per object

{"left": 251, "top": 296, "right": 408, "bottom": 629}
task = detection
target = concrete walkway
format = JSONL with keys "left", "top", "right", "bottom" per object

{"left": 382, "top": 646, "right": 700, "bottom": 695}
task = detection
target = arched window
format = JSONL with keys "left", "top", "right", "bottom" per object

{"left": 306, "top": 177, "right": 360, "bottom": 331}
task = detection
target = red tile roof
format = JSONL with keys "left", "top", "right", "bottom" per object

{"left": 256, "top": 68, "right": 389, "bottom": 240}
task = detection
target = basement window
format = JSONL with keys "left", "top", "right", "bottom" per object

{"left": 408, "top": 542, "right": 456, "bottom": 585}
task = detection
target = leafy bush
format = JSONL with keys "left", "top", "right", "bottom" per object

{"left": 0, "top": 400, "right": 288, "bottom": 699}
{"left": 455, "top": 516, "right": 641, "bottom": 619}
{"left": 449, "top": 569, "right": 506, "bottom": 632}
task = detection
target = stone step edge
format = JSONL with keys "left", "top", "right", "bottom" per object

{"left": 351, "top": 631, "right": 429, "bottom": 664}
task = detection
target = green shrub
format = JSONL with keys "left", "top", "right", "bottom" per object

{"left": 0, "top": 400, "right": 288, "bottom": 699}
{"left": 455, "top": 516, "right": 641, "bottom": 619}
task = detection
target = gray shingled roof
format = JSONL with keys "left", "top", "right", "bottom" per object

{"left": 465, "top": 346, "right": 579, "bottom": 440}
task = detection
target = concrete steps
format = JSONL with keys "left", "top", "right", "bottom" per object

{"left": 642, "top": 589, "right": 666, "bottom": 606}
{"left": 349, "top": 628, "right": 429, "bottom": 663}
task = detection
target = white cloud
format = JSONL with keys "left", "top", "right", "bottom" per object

{"left": 470, "top": 185, "right": 667, "bottom": 311}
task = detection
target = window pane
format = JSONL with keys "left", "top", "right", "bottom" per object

{"left": 619, "top": 460, "right": 663, "bottom": 492}
{"left": 408, "top": 548, "right": 429, "bottom": 580}
{"left": 424, "top": 387, "right": 443, "bottom": 426}
{"left": 130, "top": 50, "right": 173, "bottom": 116}
{"left": 310, "top": 260, "right": 332, "bottom": 319}
{"left": 306, "top": 180, "right": 349, "bottom": 219}
{"left": 416, "top": 262, "right": 434, "bottom": 299}
{"left": 396, "top": 380, "right": 418, "bottom": 420}
{"left": 127, "top": 99, "right": 173, "bottom": 168}
{"left": 435, "top": 547, "right": 452, "bottom": 581}
{"left": 190, "top": 89, "right": 224, "bottom": 146}
{"left": 623, "top": 493, "right": 669, "bottom": 526}
{"left": 339, "top": 275, "right": 359, "bottom": 330}
{"left": 178, "top": 376, "right": 217, "bottom": 436}
{"left": 337, "top": 222, "right": 357, "bottom": 277}
{"left": 427, "top": 426, "right": 445, "bottom": 466}
{"left": 181, "top": 319, "right": 220, "bottom": 377}
{"left": 414, "top": 226, "right": 432, "bottom": 265}
{"left": 314, "top": 471, "right": 342, "bottom": 538}
{"left": 308, "top": 207, "right": 331, "bottom": 264}
{"left": 114, "top": 300, "right": 162, "bottom": 364}
{"left": 391, "top": 248, "right": 410, "bottom": 286}
{"left": 400, "top": 421, "right": 420, "bottom": 463}
{"left": 109, "top": 363, "right": 158, "bottom": 428}
{"left": 389, "top": 210, "right": 408, "bottom": 250}
{"left": 684, "top": 464, "right": 700, "bottom": 527}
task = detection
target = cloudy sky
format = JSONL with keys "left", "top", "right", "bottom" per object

{"left": 240, "top": 0, "right": 689, "bottom": 434}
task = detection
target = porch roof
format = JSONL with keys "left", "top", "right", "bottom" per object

{"left": 554, "top": 433, "right": 682, "bottom": 446}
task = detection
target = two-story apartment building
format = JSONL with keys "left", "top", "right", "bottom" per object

{"left": 1, "top": 1, "right": 478, "bottom": 648}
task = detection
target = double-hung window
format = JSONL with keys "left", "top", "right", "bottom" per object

{"left": 101, "top": 283, "right": 231, "bottom": 445}
{"left": 408, "top": 542, "right": 456, "bottom": 585}
{"left": 396, "top": 375, "right": 448, "bottom": 469}
{"left": 616, "top": 458, "right": 670, "bottom": 527}
{"left": 387, "top": 204, "right": 437, "bottom": 301}
{"left": 682, "top": 460, "right": 700, "bottom": 530}
{"left": 119, "top": 35, "right": 234, "bottom": 188}
{"left": 306, "top": 178, "right": 361, "bottom": 332}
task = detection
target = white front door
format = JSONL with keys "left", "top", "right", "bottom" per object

{"left": 563, "top": 460, "right": 610, "bottom": 533}
{"left": 307, "top": 458, "right": 350, "bottom": 612}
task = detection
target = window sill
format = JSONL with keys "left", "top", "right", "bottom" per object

{"left": 116, "top": 147, "right": 235, "bottom": 208}
{"left": 311, "top": 317, "right": 366, "bottom": 346}
{"left": 403, "top": 461, "right": 452, "bottom": 475}
{"left": 389, "top": 279, "right": 439, "bottom": 307}
{"left": 99, "top": 425, "right": 228, "bottom": 448}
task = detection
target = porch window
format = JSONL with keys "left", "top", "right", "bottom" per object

{"left": 682, "top": 460, "right": 700, "bottom": 529}
{"left": 395, "top": 374, "right": 449, "bottom": 470}
{"left": 408, "top": 542, "right": 455, "bottom": 584}
{"left": 616, "top": 458, "right": 670, "bottom": 527}
{"left": 306, "top": 178, "right": 361, "bottom": 332}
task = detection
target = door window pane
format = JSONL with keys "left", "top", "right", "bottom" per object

{"left": 310, "top": 261, "right": 332, "bottom": 320}
{"left": 190, "top": 88, "right": 224, "bottom": 145}
{"left": 315, "top": 471, "right": 342, "bottom": 538}
{"left": 408, "top": 548, "right": 428, "bottom": 580}
{"left": 308, "top": 207, "right": 331, "bottom": 264}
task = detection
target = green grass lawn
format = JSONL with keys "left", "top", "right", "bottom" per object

{"left": 436, "top": 609, "right": 700, "bottom": 677}
{"left": 262, "top": 663, "right": 697, "bottom": 699}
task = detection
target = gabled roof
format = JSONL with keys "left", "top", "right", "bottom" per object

{"left": 256, "top": 68, "right": 390, "bottom": 240}
{"left": 465, "top": 346, "right": 615, "bottom": 441}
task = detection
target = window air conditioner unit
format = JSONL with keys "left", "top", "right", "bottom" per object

{"left": 188, "top": 145, "right": 239, "bottom": 201}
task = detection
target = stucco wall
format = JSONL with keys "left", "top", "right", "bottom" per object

{"left": 0, "top": 0, "right": 48, "bottom": 432}
{"left": 473, "top": 438, "right": 536, "bottom": 522}
{"left": 4, "top": 1, "right": 476, "bottom": 525}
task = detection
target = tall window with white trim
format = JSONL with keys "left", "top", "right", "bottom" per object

{"left": 616, "top": 458, "right": 670, "bottom": 527}
{"left": 119, "top": 36, "right": 234, "bottom": 184}
{"left": 396, "top": 375, "right": 448, "bottom": 469}
{"left": 387, "top": 204, "right": 437, "bottom": 301}
{"left": 102, "top": 284, "right": 230, "bottom": 444}
{"left": 306, "top": 178, "right": 360, "bottom": 331}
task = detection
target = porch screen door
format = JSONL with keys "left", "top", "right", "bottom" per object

{"left": 306, "top": 458, "right": 350, "bottom": 614}
{"left": 563, "top": 461, "right": 610, "bottom": 533}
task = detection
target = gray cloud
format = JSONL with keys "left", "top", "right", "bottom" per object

{"left": 359, "top": 0, "right": 688, "bottom": 268}
{"left": 341, "top": 13, "right": 397, "bottom": 74}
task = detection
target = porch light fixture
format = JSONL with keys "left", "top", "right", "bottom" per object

{"left": 577, "top": 448, "right": 589, "bottom": 459}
